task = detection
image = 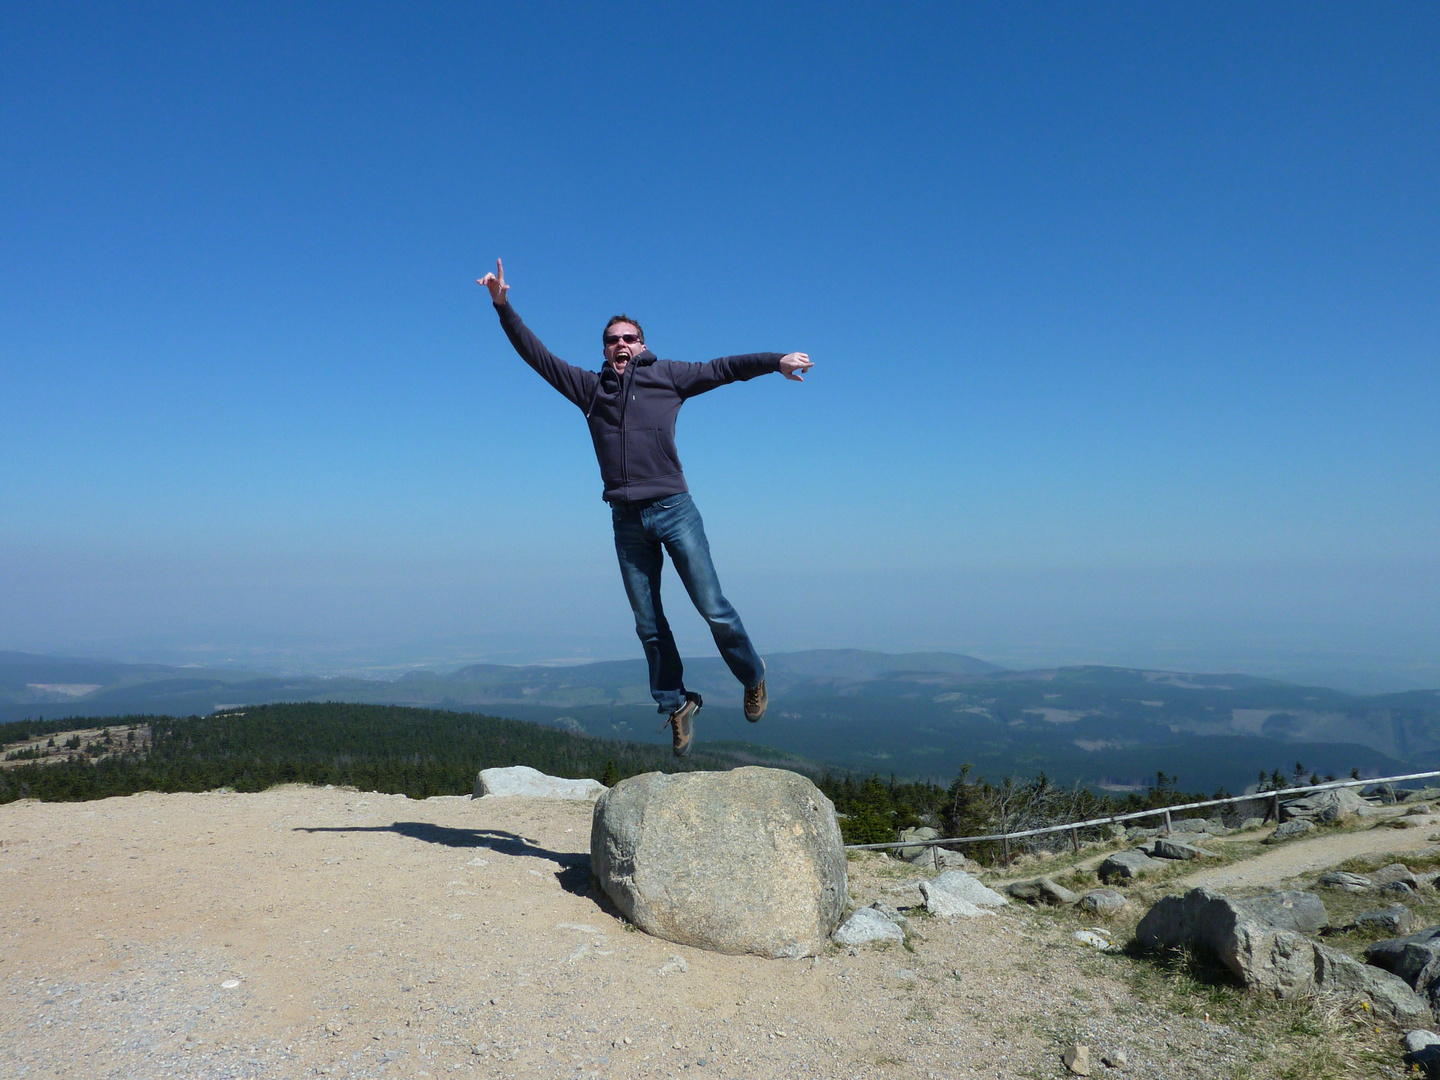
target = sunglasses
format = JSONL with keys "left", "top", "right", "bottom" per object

{"left": 604, "top": 333, "right": 641, "bottom": 346}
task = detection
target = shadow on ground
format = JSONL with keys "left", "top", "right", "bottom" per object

{"left": 296, "top": 822, "right": 595, "bottom": 897}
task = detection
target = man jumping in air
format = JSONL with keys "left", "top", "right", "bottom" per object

{"left": 477, "top": 259, "right": 813, "bottom": 757}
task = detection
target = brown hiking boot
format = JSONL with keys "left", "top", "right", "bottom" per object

{"left": 661, "top": 695, "right": 700, "bottom": 757}
{"left": 744, "top": 664, "right": 767, "bottom": 724}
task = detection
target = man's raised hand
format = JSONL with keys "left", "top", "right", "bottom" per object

{"left": 779, "top": 352, "right": 813, "bottom": 382}
{"left": 477, "top": 258, "right": 509, "bottom": 305}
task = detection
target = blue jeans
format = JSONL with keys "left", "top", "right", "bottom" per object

{"left": 611, "top": 492, "right": 764, "bottom": 713}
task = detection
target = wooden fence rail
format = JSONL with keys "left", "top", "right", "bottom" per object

{"left": 843, "top": 769, "right": 1440, "bottom": 852}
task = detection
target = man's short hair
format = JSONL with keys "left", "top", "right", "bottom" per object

{"left": 603, "top": 314, "right": 644, "bottom": 344}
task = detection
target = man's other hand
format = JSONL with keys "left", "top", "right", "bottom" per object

{"left": 477, "top": 258, "right": 509, "bottom": 305}
{"left": 779, "top": 353, "right": 812, "bottom": 381}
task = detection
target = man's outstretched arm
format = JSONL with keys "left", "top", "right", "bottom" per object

{"left": 670, "top": 350, "right": 815, "bottom": 397}
{"left": 476, "top": 258, "right": 595, "bottom": 409}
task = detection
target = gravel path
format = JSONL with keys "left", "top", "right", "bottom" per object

{"left": 3, "top": 786, "right": 1265, "bottom": 1079}
{"left": 1179, "top": 815, "right": 1440, "bottom": 890}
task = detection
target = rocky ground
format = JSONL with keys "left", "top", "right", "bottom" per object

{"left": 2, "top": 785, "right": 1436, "bottom": 1080}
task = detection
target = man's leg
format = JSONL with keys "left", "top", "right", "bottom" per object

{"left": 652, "top": 494, "right": 765, "bottom": 694}
{"left": 611, "top": 501, "right": 687, "bottom": 714}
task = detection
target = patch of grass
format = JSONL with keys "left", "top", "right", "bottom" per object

{"left": 1121, "top": 945, "right": 1402, "bottom": 1079}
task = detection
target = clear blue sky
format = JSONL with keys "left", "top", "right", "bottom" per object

{"left": 3, "top": 2, "right": 1437, "bottom": 690}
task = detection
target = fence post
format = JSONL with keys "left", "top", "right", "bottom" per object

{"left": 1002, "top": 833, "right": 1010, "bottom": 864}
{"left": 1271, "top": 791, "right": 1280, "bottom": 824}
{"left": 1070, "top": 827, "right": 1080, "bottom": 854}
{"left": 1163, "top": 809, "right": 1172, "bottom": 836}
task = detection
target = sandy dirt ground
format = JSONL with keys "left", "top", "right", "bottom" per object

{"left": 1, "top": 785, "right": 1269, "bottom": 1080}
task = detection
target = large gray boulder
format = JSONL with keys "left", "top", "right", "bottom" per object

{"left": 1365, "top": 926, "right": 1440, "bottom": 1010}
{"left": 590, "top": 767, "right": 846, "bottom": 958}
{"left": 1281, "top": 788, "right": 1368, "bottom": 824}
{"left": 1137, "top": 887, "right": 1428, "bottom": 1025}
{"left": 1098, "top": 849, "right": 1164, "bottom": 882}
{"left": 475, "top": 765, "right": 607, "bottom": 799}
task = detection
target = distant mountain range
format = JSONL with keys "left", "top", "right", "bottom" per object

{"left": 4, "top": 648, "right": 1438, "bottom": 793}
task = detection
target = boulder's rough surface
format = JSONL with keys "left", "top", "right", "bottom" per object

{"left": 1318, "top": 871, "right": 1374, "bottom": 892}
{"left": 1238, "top": 891, "right": 1329, "bottom": 934}
{"left": 1004, "top": 876, "right": 1079, "bottom": 906}
{"left": 1136, "top": 887, "right": 1429, "bottom": 1025}
{"left": 1098, "top": 849, "right": 1163, "bottom": 882}
{"left": 1265, "top": 819, "right": 1316, "bottom": 842}
{"left": 590, "top": 767, "right": 846, "bottom": 958}
{"left": 832, "top": 907, "right": 904, "bottom": 946}
{"left": 919, "top": 870, "right": 1007, "bottom": 918}
{"left": 475, "top": 765, "right": 607, "bottom": 800}
{"left": 1079, "top": 888, "right": 1129, "bottom": 915}
{"left": 1281, "top": 788, "right": 1368, "bottom": 824}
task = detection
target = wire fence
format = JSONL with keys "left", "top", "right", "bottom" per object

{"left": 843, "top": 769, "right": 1440, "bottom": 854}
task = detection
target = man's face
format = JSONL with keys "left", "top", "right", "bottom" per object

{"left": 603, "top": 322, "right": 643, "bottom": 371}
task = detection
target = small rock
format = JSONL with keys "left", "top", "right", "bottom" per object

{"left": 1404, "top": 1029, "right": 1440, "bottom": 1054}
{"left": 936, "top": 849, "right": 982, "bottom": 872}
{"left": 896, "top": 826, "right": 940, "bottom": 861}
{"left": 1407, "top": 804, "right": 1432, "bottom": 816}
{"left": 1381, "top": 881, "right": 1417, "bottom": 896}
{"left": 1101, "top": 1048, "right": 1128, "bottom": 1068}
{"left": 1074, "top": 929, "right": 1115, "bottom": 951}
{"left": 1317, "top": 871, "right": 1373, "bottom": 892}
{"left": 1152, "top": 838, "right": 1216, "bottom": 861}
{"left": 475, "top": 765, "right": 606, "bottom": 799}
{"left": 1239, "top": 816, "right": 1266, "bottom": 830}
{"left": 1265, "top": 819, "right": 1315, "bottom": 842}
{"left": 1063, "top": 1043, "right": 1091, "bottom": 1075}
{"left": 1355, "top": 905, "right": 1418, "bottom": 936}
{"left": 1372, "top": 863, "right": 1421, "bottom": 889}
{"left": 831, "top": 908, "right": 904, "bottom": 946}
{"left": 919, "top": 870, "right": 1008, "bottom": 915}
{"left": 1098, "top": 849, "right": 1163, "bottom": 882}
{"left": 657, "top": 955, "right": 688, "bottom": 976}
{"left": 869, "top": 901, "right": 906, "bottom": 925}
{"left": 1079, "top": 889, "right": 1128, "bottom": 915}
{"left": 1004, "top": 876, "right": 1079, "bottom": 906}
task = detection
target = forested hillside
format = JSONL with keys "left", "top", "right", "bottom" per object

{"left": 0, "top": 703, "right": 795, "bottom": 804}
